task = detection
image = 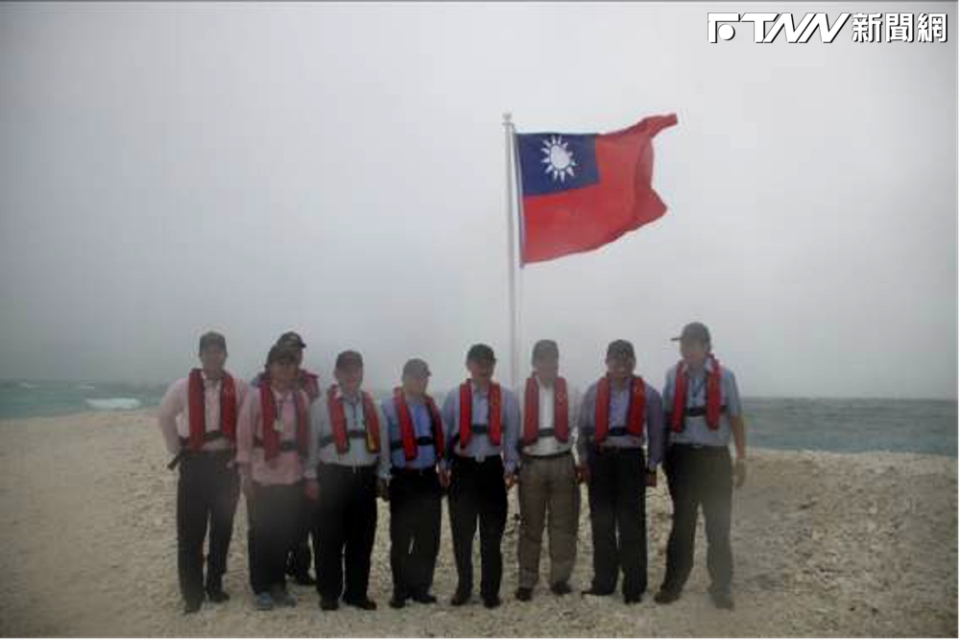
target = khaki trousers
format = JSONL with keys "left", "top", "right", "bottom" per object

{"left": 517, "top": 452, "right": 580, "bottom": 589}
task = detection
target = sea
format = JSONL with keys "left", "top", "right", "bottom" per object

{"left": 0, "top": 380, "right": 955, "bottom": 458}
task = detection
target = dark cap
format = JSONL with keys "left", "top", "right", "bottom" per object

{"left": 266, "top": 343, "right": 299, "bottom": 366}
{"left": 672, "top": 322, "right": 711, "bottom": 345}
{"left": 335, "top": 350, "right": 364, "bottom": 370}
{"left": 402, "top": 358, "right": 431, "bottom": 379}
{"left": 277, "top": 331, "right": 306, "bottom": 349}
{"left": 531, "top": 339, "right": 559, "bottom": 361}
{"left": 466, "top": 343, "right": 496, "bottom": 363}
{"left": 606, "top": 339, "right": 635, "bottom": 361}
{"left": 198, "top": 331, "right": 227, "bottom": 354}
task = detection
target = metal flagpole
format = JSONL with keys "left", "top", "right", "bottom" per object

{"left": 502, "top": 113, "right": 522, "bottom": 390}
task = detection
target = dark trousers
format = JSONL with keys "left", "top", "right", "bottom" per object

{"left": 448, "top": 455, "right": 507, "bottom": 599}
{"left": 662, "top": 444, "right": 733, "bottom": 594}
{"left": 313, "top": 463, "right": 378, "bottom": 602}
{"left": 586, "top": 447, "right": 647, "bottom": 598}
{"left": 389, "top": 469, "right": 442, "bottom": 598}
{"left": 248, "top": 482, "right": 302, "bottom": 595}
{"left": 176, "top": 451, "right": 240, "bottom": 606}
{"left": 286, "top": 495, "right": 317, "bottom": 579}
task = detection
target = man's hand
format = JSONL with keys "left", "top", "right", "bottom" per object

{"left": 240, "top": 473, "right": 254, "bottom": 501}
{"left": 378, "top": 479, "right": 390, "bottom": 501}
{"left": 438, "top": 469, "right": 451, "bottom": 489}
{"left": 504, "top": 472, "right": 516, "bottom": 490}
{"left": 733, "top": 458, "right": 747, "bottom": 488}
{"left": 645, "top": 469, "right": 657, "bottom": 488}
{"left": 304, "top": 479, "right": 319, "bottom": 501}
{"left": 575, "top": 465, "right": 590, "bottom": 485}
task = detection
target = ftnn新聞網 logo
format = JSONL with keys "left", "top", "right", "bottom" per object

{"left": 708, "top": 12, "right": 948, "bottom": 44}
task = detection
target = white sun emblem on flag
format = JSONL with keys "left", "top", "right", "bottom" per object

{"left": 540, "top": 135, "right": 577, "bottom": 182}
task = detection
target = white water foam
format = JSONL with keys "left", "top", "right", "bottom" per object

{"left": 84, "top": 398, "right": 142, "bottom": 411}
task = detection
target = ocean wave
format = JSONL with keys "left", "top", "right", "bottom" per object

{"left": 18, "top": 382, "right": 37, "bottom": 389}
{"left": 84, "top": 398, "right": 142, "bottom": 411}
{"left": 76, "top": 384, "right": 97, "bottom": 391}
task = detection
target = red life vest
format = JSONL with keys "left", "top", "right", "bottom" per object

{"left": 458, "top": 380, "right": 502, "bottom": 448}
{"left": 593, "top": 375, "right": 646, "bottom": 445}
{"left": 670, "top": 355, "right": 723, "bottom": 432}
{"left": 522, "top": 375, "right": 570, "bottom": 445}
{"left": 259, "top": 385, "right": 309, "bottom": 460}
{"left": 186, "top": 369, "right": 238, "bottom": 451}
{"left": 327, "top": 385, "right": 381, "bottom": 454}
{"left": 393, "top": 387, "right": 445, "bottom": 462}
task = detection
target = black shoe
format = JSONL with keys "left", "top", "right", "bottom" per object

{"left": 654, "top": 588, "right": 681, "bottom": 605}
{"left": 710, "top": 589, "right": 734, "bottom": 610}
{"left": 410, "top": 591, "right": 437, "bottom": 605}
{"left": 293, "top": 573, "right": 316, "bottom": 587}
{"left": 183, "top": 600, "right": 202, "bottom": 615}
{"left": 515, "top": 587, "right": 533, "bottom": 602}
{"left": 450, "top": 590, "right": 471, "bottom": 607}
{"left": 482, "top": 595, "right": 501, "bottom": 609}
{"left": 581, "top": 587, "right": 614, "bottom": 597}
{"left": 344, "top": 596, "right": 377, "bottom": 611}
{"left": 319, "top": 597, "right": 339, "bottom": 611}
{"left": 205, "top": 587, "right": 230, "bottom": 603}
{"left": 389, "top": 594, "right": 406, "bottom": 609}
{"left": 550, "top": 582, "right": 572, "bottom": 596}
{"left": 624, "top": 593, "right": 643, "bottom": 605}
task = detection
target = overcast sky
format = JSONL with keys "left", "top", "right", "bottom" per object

{"left": 0, "top": 2, "right": 956, "bottom": 399}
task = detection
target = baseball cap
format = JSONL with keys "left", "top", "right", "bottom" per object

{"left": 198, "top": 331, "right": 227, "bottom": 354}
{"left": 402, "top": 358, "right": 431, "bottom": 379}
{"left": 266, "top": 343, "right": 299, "bottom": 366}
{"left": 531, "top": 339, "right": 559, "bottom": 361}
{"left": 277, "top": 331, "right": 307, "bottom": 349}
{"left": 672, "top": 322, "right": 712, "bottom": 345}
{"left": 335, "top": 350, "right": 364, "bottom": 370}
{"left": 606, "top": 339, "right": 635, "bottom": 361}
{"left": 466, "top": 343, "right": 496, "bottom": 363}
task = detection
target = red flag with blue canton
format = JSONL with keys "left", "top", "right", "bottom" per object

{"left": 516, "top": 114, "right": 677, "bottom": 264}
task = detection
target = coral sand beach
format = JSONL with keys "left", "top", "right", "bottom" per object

{"left": 0, "top": 409, "right": 955, "bottom": 637}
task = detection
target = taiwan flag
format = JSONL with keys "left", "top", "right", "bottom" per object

{"left": 516, "top": 114, "right": 677, "bottom": 265}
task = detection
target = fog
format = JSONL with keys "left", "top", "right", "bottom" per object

{"left": 0, "top": 2, "right": 956, "bottom": 399}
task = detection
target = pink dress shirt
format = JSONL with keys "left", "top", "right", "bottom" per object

{"left": 235, "top": 385, "right": 309, "bottom": 486}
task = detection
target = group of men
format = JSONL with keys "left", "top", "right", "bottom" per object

{"left": 157, "top": 322, "right": 746, "bottom": 616}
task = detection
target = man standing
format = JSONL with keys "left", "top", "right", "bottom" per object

{"left": 515, "top": 340, "right": 581, "bottom": 602}
{"left": 655, "top": 322, "right": 746, "bottom": 610}
{"left": 158, "top": 331, "right": 248, "bottom": 614}
{"left": 276, "top": 332, "right": 320, "bottom": 587}
{"left": 379, "top": 358, "right": 445, "bottom": 609}
{"left": 305, "top": 350, "right": 385, "bottom": 612}
{"left": 235, "top": 344, "right": 310, "bottom": 611}
{"left": 250, "top": 331, "right": 320, "bottom": 587}
{"left": 441, "top": 344, "right": 521, "bottom": 609}
{"left": 577, "top": 339, "right": 664, "bottom": 604}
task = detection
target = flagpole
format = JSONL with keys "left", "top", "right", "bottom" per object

{"left": 503, "top": 112, "right": 521, "bottom": 390}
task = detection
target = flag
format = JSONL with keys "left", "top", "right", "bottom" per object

{"left": 515, "top": 114, "right": 677, "bottom": 264}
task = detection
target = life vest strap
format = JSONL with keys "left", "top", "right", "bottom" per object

{"left": 179, "top": 430, "right": 225, "bottom": 447}
{"left": 389, "top": 436, "right": 436, "bottom": 452}
{"left": 253, "top": 437, "right": 299, "bottom": 452}
{"left": 583, "top": 426, "right": 634, "bottom": 439}
{"left": 451, "top": 424, "right": 490, "bottom": 446}
{"left": 684, "top": 405, "right": 728, "bottom": 418}
{"left": 318, "top": 429, "right": 369, "bottom": 449}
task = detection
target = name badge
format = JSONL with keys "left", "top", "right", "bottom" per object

{"left": 273, "top": 419, "right": 284, "bottom": 434}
